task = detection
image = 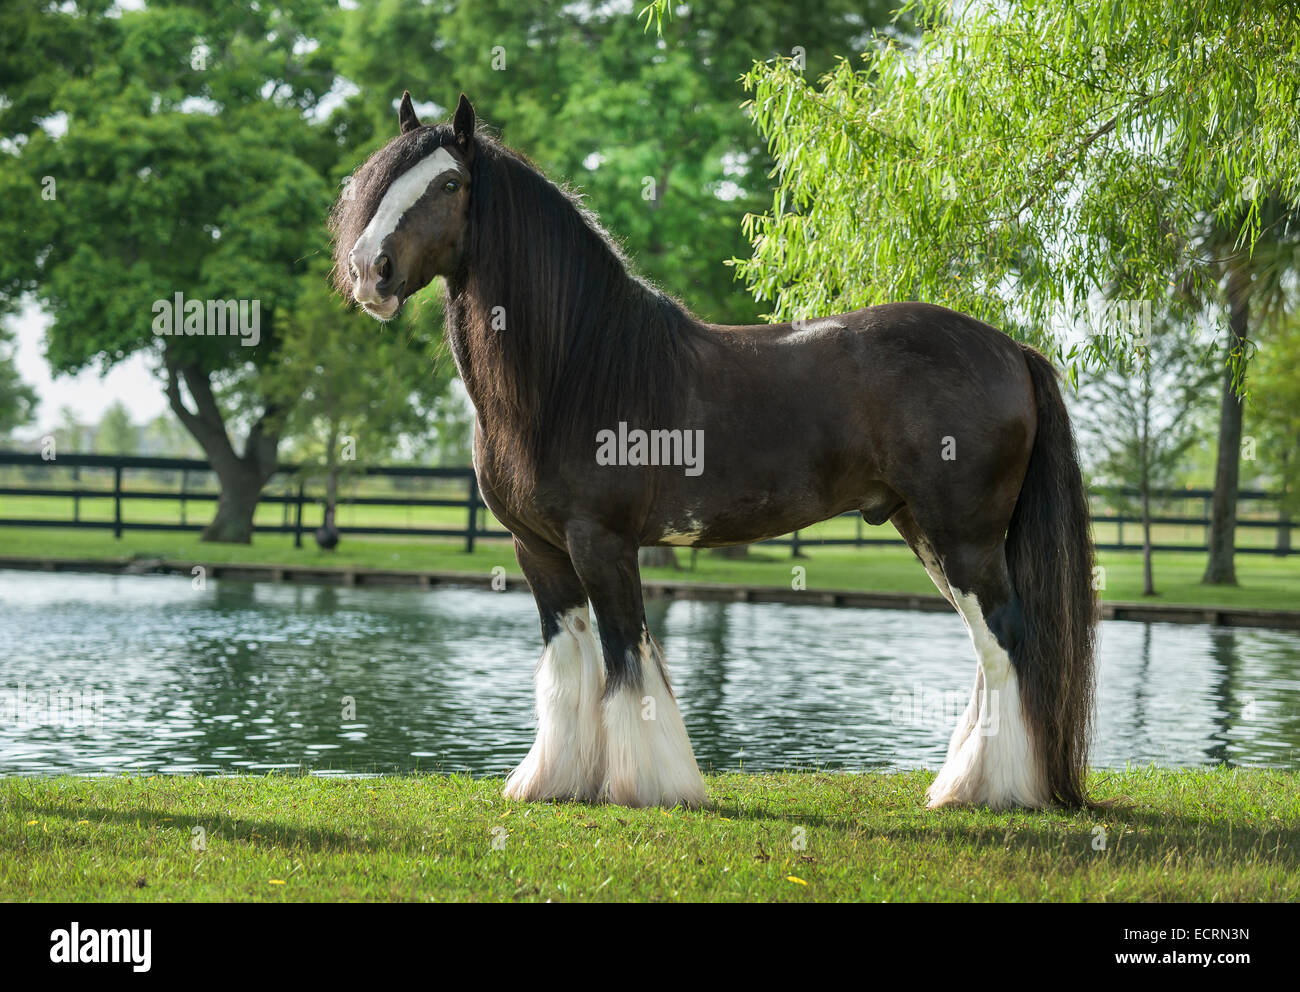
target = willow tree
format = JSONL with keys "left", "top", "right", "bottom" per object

{"left": 728, "top": 0, "right": 1300, "bottom": 582}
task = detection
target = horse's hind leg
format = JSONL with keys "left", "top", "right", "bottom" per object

{"left": 565, "top": 520, "right": 706, "bottom": 808}
{"left": 504, "top": 537, "right": 606, "bottom": 802}
{"left": 891, "top": 507, "right": 955, "bottom": 607}
{"left": 921, "top": 538, "right": 1050, "bottom": 809}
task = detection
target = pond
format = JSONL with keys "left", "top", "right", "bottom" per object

{"left": 1, "top": 570, "right": 1297, "bottom": 776}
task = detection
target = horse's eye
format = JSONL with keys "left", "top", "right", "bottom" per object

{"left": 443, "top": 179, "right": 460, "bottom": 194}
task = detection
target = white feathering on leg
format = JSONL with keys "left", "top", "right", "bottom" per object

{"left": 926, "top": 589, "right": 1049, "bottom": 809}
{"left": 601, "top": 632, "right": 706, "bottom": 809}
{"left": 504, "top": 606, "right": 606, "bottom": 802}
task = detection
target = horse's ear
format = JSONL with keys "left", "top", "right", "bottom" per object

{"left": 454, "top": 93, "right": 475, "bottom": 154}
{"left": 398, "top": 91, "right": 421, "bottom": 134}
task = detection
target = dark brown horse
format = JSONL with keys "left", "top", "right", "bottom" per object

{"left": 331, "top": 93, "right": 1097, "bottom": 810}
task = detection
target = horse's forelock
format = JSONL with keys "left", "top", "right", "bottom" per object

{"left": 329, "top": 125, "right": 457, "bottom": 295}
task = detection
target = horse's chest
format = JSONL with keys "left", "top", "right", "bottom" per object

{"left": 472, "top": 449, "right": 565, "bottom": 540}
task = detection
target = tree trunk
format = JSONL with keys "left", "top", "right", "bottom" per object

{"left": 202, "top": 470, "right": 265, "bottom": 544}
{"left": 165, "top": 359, "right": 281, "bottom": 544}
{"left": 1202, "top": 265, "right": 1250, "bottom": 586}
{"left": 1277, "top": 450, "right": 1292, "bottom": 557}
{"left": 638, "top": 546, "right": 679, "bottom": 569}
{"left": 709, "top": 544, "right": 750, "bottom": 559}
{"left": 1141, "top": 367, "right": 1155, "bottom": 596}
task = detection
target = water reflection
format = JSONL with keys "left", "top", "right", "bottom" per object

{"left": 0, "top": 570, "right": 1297, "bottom": 776}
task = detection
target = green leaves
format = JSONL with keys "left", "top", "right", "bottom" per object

{"left": 268, "top": 259, "right": 451, "bottom": 470}
{"left": 737, "top": 0, "right": 1300, "bottom": 372}
{"left": 2, "top": 1, "right": 340, "bottom": 377}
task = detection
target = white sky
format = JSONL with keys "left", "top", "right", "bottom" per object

{"left": 7, "top": 297, "right": 166, "bottom": 436}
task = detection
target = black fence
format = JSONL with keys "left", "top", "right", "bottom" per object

{"left": 0, "top": 452, "right": 509, "bottom": 552}
{"left": 0, "top": 451, "right": 1295, "bottom": 555}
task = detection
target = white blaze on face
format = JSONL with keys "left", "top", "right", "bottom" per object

{"left": 350, "top": 146, "right": 461, "bottom": 273}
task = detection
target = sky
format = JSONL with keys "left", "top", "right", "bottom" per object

{"left": 8, "top": 297, "right": 167, "bottom": 437}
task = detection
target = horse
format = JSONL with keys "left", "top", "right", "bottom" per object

{"left": 330, "top": 92, "right": 1097, "bottom": 810}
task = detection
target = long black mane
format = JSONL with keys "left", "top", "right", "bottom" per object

{"left": 450, "top": 129, "right": 704, "bottom": 468}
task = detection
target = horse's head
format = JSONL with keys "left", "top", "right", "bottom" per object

{"left": 331, "top": 92, "right": 476, "bottom": 321}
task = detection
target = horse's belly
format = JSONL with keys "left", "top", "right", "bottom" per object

{"left": 649, "top": 496, "right": 857, "bottom": 549}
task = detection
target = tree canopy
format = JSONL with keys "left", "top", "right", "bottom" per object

{"left": 735, "top": 0, "right": 1300, "bottom": 372}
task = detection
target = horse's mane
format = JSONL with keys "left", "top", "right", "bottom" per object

{"left": 331, "top": 121, "right": 706, "bottom": 481}
{"left": 448, "top": 129, "right": 705, "bottom": 473}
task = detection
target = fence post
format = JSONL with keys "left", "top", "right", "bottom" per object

{"left": 72, "top": 464, "right": 81, "bottom": 524}
{"left": 179, "top": 469, "right": 188, "bottom": 527}
{"left": 113, "top": 462, "right": 123, "bottom": 539}
{"left": 791, "top": 529, "right": 801, "bottom": 558}
{"left": 465, "top": 473, "right": 479, "bottom": 554}
{"left": 294, "top": 480, "right": 305, "bottom": 549}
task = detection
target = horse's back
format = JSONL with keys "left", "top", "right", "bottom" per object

{"left": 709, "top": 301, "right": 1033, "bottom": 424}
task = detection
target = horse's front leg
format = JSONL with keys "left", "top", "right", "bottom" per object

{"left": 504, "top": 537, "right": 606, "bottom": 802}
{"left": 565, "top": 521, "right": 707, "bottom": 809}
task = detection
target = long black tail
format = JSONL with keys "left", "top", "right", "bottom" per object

{"left": 1006, "top": 345, "right": 1098, "bottom": 807}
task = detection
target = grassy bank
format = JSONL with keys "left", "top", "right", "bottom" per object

{"left": 2, "top": 768, "right": 1297, "bottom": 901}
{"left": 2, "top": 525, "right": 1300, "bottom": 611}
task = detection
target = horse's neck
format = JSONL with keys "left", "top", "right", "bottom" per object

{"left": 443, "top": 287, "right": 524, "bottom": 434}
{"left": 444, "top": 258, "right": 708, "bottom": 468}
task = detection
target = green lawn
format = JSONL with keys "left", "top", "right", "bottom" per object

{"left": 2, "top": 768, "right": 1295, "bottom": 901}
{"left": 2, "top": 524, "right": 1298, "bottom": 610}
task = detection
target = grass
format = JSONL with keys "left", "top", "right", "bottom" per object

{"left": 2, "top": 768, "right": 1296, "bottom": 901}
{"left": 2, "top": 524, "right": 1299, "bottom": 611}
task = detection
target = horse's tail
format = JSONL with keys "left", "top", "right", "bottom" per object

{"left": 1005, "top": 344, "right": 1098, "bottom": 807}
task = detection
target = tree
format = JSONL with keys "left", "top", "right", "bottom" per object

{"left": 1190, "top": 195, "right": 1300, "bottom": 583}
{"left": 0, "top": 323, "right": 36, "bottom": 441}
{"left": 1075, "top": 312, "right": 1217, "bottom": 595}
{"left": 728, "top": 0, "right": 1300, "bottom": 585}
{"left": 735, "top": 1, "right": 1300, "bottom": 351}
{"left": 140, "top": 411, "right": 202, "bottom": 458}
{"left": 422, "top": 388, "right": 475, "bottom": 468}
{"left": 639, "top": 547, "right": 679, "bottom": 570}
{"left": 52, "top": 405, "right": 91, "bottom": 455}
{"left": 1249, "top": 315, "right": 1300, "bottom": 556}
{"left": 0, "top": 0, "right": 343, "bottom": 542}
{"left": 93, "top": 400, "right": 138, "bottom": 456}
{"left": 270, "top": 263, "right": 449, "bottom": 540}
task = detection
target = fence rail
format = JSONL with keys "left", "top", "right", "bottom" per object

{"left": 0, "top": 451, "right": 1295, "bottom": 555}
{"left": 0, "top": 452, "right": 508, "bottom": 552}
